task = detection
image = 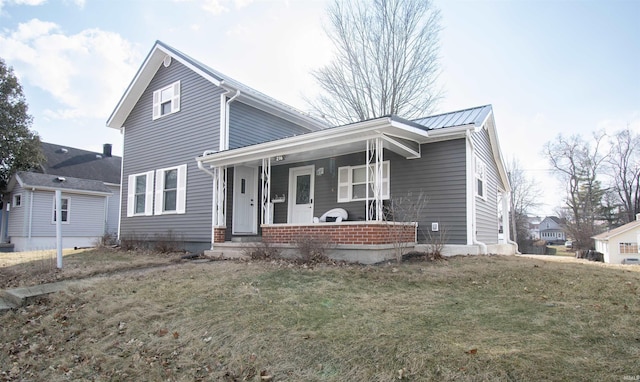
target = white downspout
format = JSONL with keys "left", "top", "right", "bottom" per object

{"left": 28, "top": 189, "right": 34, "bottom": 250}
{"left": 220, "top": 89, "right": 241, "bottom": 151}
{"left": 117, "top": 126, "right": 124, "bottom": 242}
{"left": 466, "top": 129, "right": 487, "bottom": 255}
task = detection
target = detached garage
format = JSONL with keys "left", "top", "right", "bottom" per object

{"left": 592, "top": 214, "right": 640, "bottom": 264}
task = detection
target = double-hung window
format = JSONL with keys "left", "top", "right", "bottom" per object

{"left": 475, "top": 155, "right": 486, "bottom": 199}
{"left": 154, "top": 164, "right": 187, "bottom": 215}
{"left": 13, "top": 194, "right": 22, "bottom": 208}
{"left": 127, "top": 171, "right": 155, "bottom": 216}
{"left": 52, "top": 197, "right": 70, "bottom": 223}
{"left": 337, "top": 161, "right": 390, "bottom": 202}
{"left": 152, "top": 81, "right": 181, "bottom": 120}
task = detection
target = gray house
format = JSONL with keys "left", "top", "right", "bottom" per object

{"left": 1, "top": 142, "right": 121, "bottom": 252}
{"left": 107, "top": 41, "right": 515, "bottom": 262}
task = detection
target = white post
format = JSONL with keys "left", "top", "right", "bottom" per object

{"left": 55, "top": 189, "right": 63, "bottom": 269}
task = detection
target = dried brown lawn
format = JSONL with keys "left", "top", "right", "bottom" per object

{"left": 1, "top": 255, "right": 639, "bottom": 381}
{"left": 0, "top": 248, "right": 181, "bottom": 289}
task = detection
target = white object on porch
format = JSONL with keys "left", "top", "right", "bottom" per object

{"left": 313, "top": 208, "right": 348, "bottom": 223}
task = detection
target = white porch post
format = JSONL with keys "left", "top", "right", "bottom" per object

{"left": 211, "top": 166, "right": 227, "bottom": 248}
{"left": 261, "top": 158, "right": 272, "bottom": 224}
{"left": 366, "top": 138, "right": 383, "bottom": 221}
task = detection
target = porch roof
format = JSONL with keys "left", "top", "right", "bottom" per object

{"left": 196, "top": 115, "right": 448, "bottom": 168}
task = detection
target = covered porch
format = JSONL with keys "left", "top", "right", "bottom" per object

{"left": 196, "top": 117, "right": 429, "bottom": 260}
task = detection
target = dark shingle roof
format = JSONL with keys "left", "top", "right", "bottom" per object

{"left": 16, "top": 171, "right": 112, "bottom": 194}
{"left": 39, "top": 142, "right": 121, "bottom": 184}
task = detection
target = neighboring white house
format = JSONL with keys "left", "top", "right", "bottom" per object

{"left": 539, "top": 216, "right": 566, "bottom": 244}
{"left": 592, "top": 214, "right": 640, "bottom": 264}
{"left": 0, "top": 143, "right": 121, "bottom": 252}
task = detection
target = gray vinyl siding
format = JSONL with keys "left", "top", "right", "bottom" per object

{"left": 229, "top": 101, "right": 312, "bottom": 149}
{"left": 105, "top": 184, "right": 120, "bottom": 234}
{"left": 120, "top": 59, "right": 223, "bottom": 246}
{"left": 29, "top": 191, "right": 106, "bottom": 237}
{"left": 389, "top": 139, "right": 467, "bottom": 244}
{"left": 266, "top": 139, "right": 467, "bottom": 244}
{"left": 472, "top": 127, "right": 500, "bottom": 244}
{"left": 7, "top": 186, "right": 28, "bottom": 237}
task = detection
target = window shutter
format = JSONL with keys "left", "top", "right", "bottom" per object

{"left": 171, "top": 81, "right": 181, "bottom": 113}
{"left": 145, "top": 170, "right": 155, "bottom": 216}
{"left": 176, "top": 164, "right": 187, "bottom": 214}
{"left": 337, "top": 166, "right": 350, "bottom": 203}
{"left": 127, "top": 174, "right": 135, "bottom": 217}
{"left": 152, "top": 89, "right": 161, "bottom": 120}
{"left": 154, "top": 169, "right": 165, "bottom": 215}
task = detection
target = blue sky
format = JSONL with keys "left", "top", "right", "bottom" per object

{"left": 1, "top": 0, "right": 638, "bottom": 215}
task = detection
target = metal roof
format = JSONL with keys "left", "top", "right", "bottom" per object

{"left": 15, "top": 171, "right": 113, "bottom": 194}
{"left": 413, "top": 104, "right": 492, "bottom": 130}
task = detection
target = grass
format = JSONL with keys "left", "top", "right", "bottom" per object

{"left": 0, "top": 248, "right": 181, "bottom": 289}
{"left": 549, "top": 244, "right": 575, "bottom": 257}
{"left": 1, "top": 255, "right": 640, "bottom": 381}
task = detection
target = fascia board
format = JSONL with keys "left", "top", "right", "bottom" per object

{"left": 20, "top": 185, "right": 112, "bottom": 196}
{"left": 484, "top": 113, "right": 511, "bottom": 192}
{"left": 197, "top": 118, "right": 393, "bottom": 167}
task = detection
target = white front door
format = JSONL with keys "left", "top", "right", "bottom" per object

{"left": 232, "top": 166, "right": 258, "bottom": 234}
{"left": 288, "top": 165, "right": 315, "bottom": 224}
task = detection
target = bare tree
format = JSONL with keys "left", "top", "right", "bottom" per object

{"left": 606, "top": 128, "right": 640, "bottom": 224}
{"left": 543, "top": 133, "right": 609, "bottom": 249}
{"left": 309, "top": 0, "right": 441, "bottom": 126}
{"left": 506, "top": 158, "right": 542, "bottom": 246}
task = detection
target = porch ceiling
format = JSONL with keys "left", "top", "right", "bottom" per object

{"left": 197, "top": 117, "right": 431, "bottom": 168}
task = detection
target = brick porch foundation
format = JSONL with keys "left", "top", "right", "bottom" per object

{"left": 261, "top": 222, "right": 417, "bottom": 245}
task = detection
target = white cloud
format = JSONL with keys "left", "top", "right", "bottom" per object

{"left": 173, "top": 0, "right": 253, "bottom": 16}
{"left": 0, "top": 19, "right": 141, "bottom": 120}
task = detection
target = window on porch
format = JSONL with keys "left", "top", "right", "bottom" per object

{"left": 337, "top": 161, "right": 390, "bottom": 202}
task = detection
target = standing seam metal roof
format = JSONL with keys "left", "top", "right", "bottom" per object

{"left": 413, "top": 104, "right": 492, "bottom": 129}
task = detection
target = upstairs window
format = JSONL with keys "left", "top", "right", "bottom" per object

{"left": 475, "top": 155, "right": 486, "bottom": 199}
{"left": 52, "top": 197, "right": 70, "bottom": 223}
{"left": 152, "top": 81, "right": 181, "bottom": 120}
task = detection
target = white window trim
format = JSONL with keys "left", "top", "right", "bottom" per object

{"left": 152, "top": 80, "right": 181, "bottom": 120}
{"left": 51, "top": 196, "right": 70, "bottom": 224}
{"left": 475, "top": 155, "right": 487, "bottom": 200}
{"left": 154, "top": 164, "right": 187, "bottom": 215}
{"left": 13, "top": 193, "right": 22, "bottom": 208}
{"left": 337, "top": 161, "right": 390, "bottom": 203}
{"left": 127, "top": 171, "right": 155, "bottom": 217}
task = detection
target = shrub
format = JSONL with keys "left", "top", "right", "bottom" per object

{"left": 243, "top": 240, "right": 280, "bottom": 260}
{"left": 294, "top": 234, "right": 332, "bottom": 264}
{"left": 153, "top": 230, "right": 184, "bottom": 253}
{"left": 119, "top": 232, "right": 149, "bottom": 251}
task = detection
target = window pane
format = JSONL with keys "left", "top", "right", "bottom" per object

{"left": 352, "top": 167, "right": 366, "bottom": 183}
{"left": 296, "top": 174, "right": 310, "bottom": 204}
{"left": 164, "top": 190, "right": 177, "bottom": 211}
{"left": 161, "top": 101, "right": 172, "bottom": 115}
{"left": 352, "top": 184, "right": 366, "bottom": 199}
{"left": 135, "top": 194, "right": 145, "bottom": 214}
{"left": 135, "top": 175, "right": 146, "bottom": 193}
{"left": 61, "top": 199, "right": 68, "bottom": 210}
{"left": 61, "top": 211, "right": 68, "bottom": 222}
{"left": 165, "top": 169, "right": 177, "bottom": 190}
{"left": 160, "top": 87, "right": 173, "bottom": 102}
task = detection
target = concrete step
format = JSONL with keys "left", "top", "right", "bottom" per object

{"left": 0, "top": 296, "right": 18, "bottom": 314}
{"left": 2, "top": 281, "right": 70, "bottom": 307}
{"left": 230, "top": 236, "right": 262, "bottom": 243}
